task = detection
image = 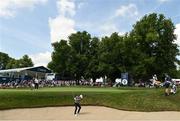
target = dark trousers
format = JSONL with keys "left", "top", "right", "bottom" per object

{"left": 74, "top": 103, "right": 81, "bottom": 114}
{"left": 35, "top": 83, "right": 39, "bottom": 89}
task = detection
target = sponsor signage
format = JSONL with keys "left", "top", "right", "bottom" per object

{"left": 121, "top": 73, "right": 128, "bottom": 86}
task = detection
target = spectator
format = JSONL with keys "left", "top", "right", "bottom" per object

{"left": 164, "top": 74, "right": 172, "bottom": 96}
{"left": 34, "top": 78, "right": 39, "bottom": 89}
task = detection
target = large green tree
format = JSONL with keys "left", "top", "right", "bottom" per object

{"left": 48, "top": 40, "right": 74, "bottom": 79}
{"left": 48, "top": 31, "right": 93, "bottom": 84}
{"left": 98, "top": 33, "right": 124, "bottom": 84}
{"left": 122, "top": 34, "right": 145, "bottom": 82}
{"left": 69, "top": 31, "right": 91, "bottom": 83}
{"left": 130, "top": 13, "right": 179, "bottom": 80}
{"left": 85, "top": 37, "right": 101, "bottom": 82}
{"left": 48, "top": 13, "right": 179, "bottom": 84}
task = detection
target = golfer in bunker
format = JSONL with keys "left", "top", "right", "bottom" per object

{"left": 74, "top": 94, "right": 83, "bottom": 116}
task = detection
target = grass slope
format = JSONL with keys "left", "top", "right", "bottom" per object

{"left": 0, "top": 87, "right": 179, "bottom": 111}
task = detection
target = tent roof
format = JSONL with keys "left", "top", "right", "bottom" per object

{"left": 0, "top": 66, "right": 51, "bottom": 73}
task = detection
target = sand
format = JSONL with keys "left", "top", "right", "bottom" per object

{"left": 0, "top": 106, "right": 180, "bottom": 121}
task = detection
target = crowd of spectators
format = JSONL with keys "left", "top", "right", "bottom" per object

{"left": 0, "top": 79, "right": 104, "bottom": 89}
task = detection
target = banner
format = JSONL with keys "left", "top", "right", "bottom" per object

{"left": 121, "top": 73, "right": 128, "bottom": 85}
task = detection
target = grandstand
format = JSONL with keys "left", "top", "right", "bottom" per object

{"left": 0, "top": 66, "right": 51, "bottom": 83}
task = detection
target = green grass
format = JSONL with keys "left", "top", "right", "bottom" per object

{"left": 0, "top": 87, "right": 180, "bottom": 111}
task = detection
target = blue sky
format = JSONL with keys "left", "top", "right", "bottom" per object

{"left": 0, "top": 0, "right": 180, "bottom": 66}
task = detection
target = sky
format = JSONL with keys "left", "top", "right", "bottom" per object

{"left": 0, "top": 0, "right": 180, "bottom": 67}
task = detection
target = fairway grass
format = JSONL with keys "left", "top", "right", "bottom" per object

{"left": 0, "top": 87, "right": 179, "bottom": 111}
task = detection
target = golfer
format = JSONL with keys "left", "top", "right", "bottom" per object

{"left": 74, "top": 94, "right": 83, "bottom": 116}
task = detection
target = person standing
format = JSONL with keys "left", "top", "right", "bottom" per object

{"left": 34, "top": 78, "right": 39, "bottom": 89}
{"left": 74, "top": 94, "right": 83, "bottom": 116}
{"left": 152, "top": 74, "right": 158, "bottom": 87}
{"left": 171, "top": 83, "right": 177, "bottom": 94}
{"left": 164, "top": 74, "right": 171, "bottom": 96}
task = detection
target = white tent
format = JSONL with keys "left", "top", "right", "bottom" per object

{"left": 96, "top": 77, "right": 103, "bottom": 82}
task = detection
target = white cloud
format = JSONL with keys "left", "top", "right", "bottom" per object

{"left": 30, "top": 51, "right": 51, "bottom": 67}
{"left": 49, "top": 16, "right": 76, "bottom": 43}
{"left": 57, "top": 0, "right": 75, "bottom": 16}
{"left": 0, "top": 0, "right": 47, "bottom": 18}
{"left": 115, "top": 4, "right": 138, "bottom": 18}
{"left": 49, "top": 0, "right": 76, "bottom": 43}
{"left": 175, "top": 23, "right": 180, "bottom": 48}
{"left": 99, "top": 23, "right": 119, "bottom": 36}
{"left": 108, "top": 3, "right": 140, "bottom": 34}
{"left": 98, "top": 3, "right": 138, "bottom": 37}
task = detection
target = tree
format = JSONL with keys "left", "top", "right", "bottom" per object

{"left": 48, "top": 40, "right": 74, "bottom": 79}
{"left": 48, "top": 13, "right": 179, "bottom": 85}
{"left": 85, "top": 37, "right": 101, "bottom": 82}
{"left": 48, "top": 31, "right": 92, "bottom": 84}
{"left": 69, "top": 31, "right": 91, "bottom": 84}
{"left": 122, "top": 34, "right": 145, "bottom": 82}
{"left": 69, "top": 31, "right": 91, "bottom": 55}
{"left": 0, "top": 52, "right": 10, "bottom": 70}
{"left": 6, "top": 58, "right": 18, "bottom": 69}
{"left": 130, "top": 13, "right": 180, "bottom": 80}
{"left": 98, "top": 33, "right": 124, "bottom": 84}
{"left": 177, "top": 70, "right": 180, "bottom": 78}
{"left": 6, "top": 55, "right": 34, "bottom": 69}
{"left": 19, "top": 55, "right": 34, "bottom": 67}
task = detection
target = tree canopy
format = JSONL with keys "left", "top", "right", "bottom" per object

{"left": 0, "top": 52, "right": 34, "bottom": 69}
{"left": 48, "top": 13, "right": 180, "bottom": 83}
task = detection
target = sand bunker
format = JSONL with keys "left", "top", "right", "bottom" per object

{"left": 0, "top": 106, "right": 180, "bottom": 121}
